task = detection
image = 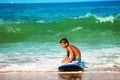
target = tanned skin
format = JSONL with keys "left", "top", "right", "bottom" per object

{"left": 60, "top": 42, "right": 81, "bottom": 64}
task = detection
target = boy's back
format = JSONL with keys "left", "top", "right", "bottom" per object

{"left": 67, "top": 45, "right": 81, "bottom": 59}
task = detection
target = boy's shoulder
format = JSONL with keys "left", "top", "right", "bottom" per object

{"left": 70, "top": 45, "right": 77, "bottom": 48}
{"left": 67, "top": 45, "right": 76, "bottom": 49}
{"left": 70, "top": 45, "right": 79, "bottom": 50}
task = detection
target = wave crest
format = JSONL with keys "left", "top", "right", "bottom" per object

{"left": 0, "top": 14, "right": 120, "bottom": 43}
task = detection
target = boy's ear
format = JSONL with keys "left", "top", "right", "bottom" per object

{"left": 66, "top": 43, "right": 68, "bottom": 45}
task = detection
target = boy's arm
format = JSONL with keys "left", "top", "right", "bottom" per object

{"left": 63, "top": 50, "right": 69, "bottom": 60}
{"left": 62, "top": 50, "right": 69, "bottom": 63}
{"left": 65, "top": 50, "right": 69, "bottom": 58}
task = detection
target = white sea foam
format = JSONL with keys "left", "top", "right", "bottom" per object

{"left": 84, "top": 12, "right": 94, "bottom": 17}
{"left": 74, "top": 12, "right": 95, "bottom": 19}
{"left": 71, "top": 26, "right": 83, "bottom": 32}
{"left": 96, "top": 16, "right": 115, "bottom": 23}
{"left": 0, "top": 43, "right": 120, "bottom": 71}
{"left": 36, "top": 20, "right": 46, "bottom": 23}
{"left": 80, "top": 45, "right": 120, "bottom": 69}
{"left": 7, "top": 26, "right": 21, "bottom": 33}
{"left": 0, "top": 58, "right": 62, "bottom": 72}
{"left": 74, "top": 13, "right": 116, "bottom": 23}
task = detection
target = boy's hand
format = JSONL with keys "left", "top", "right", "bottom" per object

{"left": 62, "top": 59, "right": 69, "bottom": 64}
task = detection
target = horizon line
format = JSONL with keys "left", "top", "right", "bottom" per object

{"left": 0, "top": 0, "right": 119, "bottom": 4}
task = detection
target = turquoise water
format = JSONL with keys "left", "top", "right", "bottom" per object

{"left": 0, "top": 15, "right": 120, "bottom": 44}
{"left": 0, "top": 1, "right": 120, "bottom": 71}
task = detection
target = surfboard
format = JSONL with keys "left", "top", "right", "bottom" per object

{"left": 58, "top": 64, "right": 83, "bottom": 71}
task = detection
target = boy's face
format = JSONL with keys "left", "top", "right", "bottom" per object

{"left": 60, "top": 43, "right": 68, "bottom": 48}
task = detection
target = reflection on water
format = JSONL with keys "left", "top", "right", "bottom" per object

{"left": 59, "top": 72, "right": 82, "bottom": 80}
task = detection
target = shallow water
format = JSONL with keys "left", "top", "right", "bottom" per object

{"left": 0, "top": 1, "right": 120, "bottom": 71}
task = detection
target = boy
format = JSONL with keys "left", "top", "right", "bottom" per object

{"left": 59, "top": 38, "right": 81, "bottom": 65}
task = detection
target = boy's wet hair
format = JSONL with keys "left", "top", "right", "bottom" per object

{"left": 59, "top": 38, "right": 69, "bottom": 44}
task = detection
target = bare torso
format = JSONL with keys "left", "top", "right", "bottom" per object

{"left": 67, "top": 45, "right": 81, "bottom": 59}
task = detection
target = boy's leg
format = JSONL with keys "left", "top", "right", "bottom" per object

{"left": 71, "top": 61, "right": 78, "bottom": 64}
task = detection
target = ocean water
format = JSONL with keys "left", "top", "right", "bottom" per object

{"left": 0, "top": 1, "right": 120, "bottom": 71}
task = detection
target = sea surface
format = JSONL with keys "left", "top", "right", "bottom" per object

{"left": 0, "top": 1, "right": 120, "bottom": 71}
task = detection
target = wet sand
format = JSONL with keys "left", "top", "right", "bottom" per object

{"left": 0, "top": 71, "right": 120, "bottom": 80}
{"left": 0, "top": 66, "right": 120, "bottom": 80}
